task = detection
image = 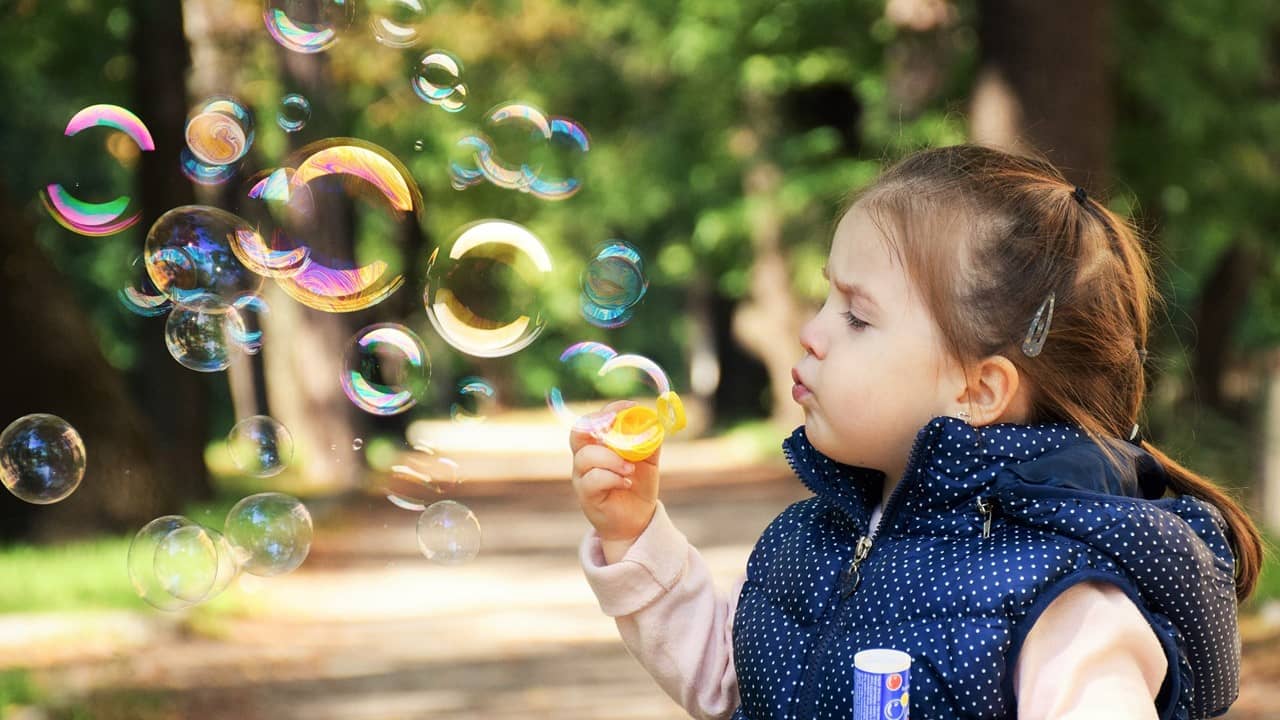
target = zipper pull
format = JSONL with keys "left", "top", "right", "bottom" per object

{"left": 976, "top": 496, "right": 995, "bottom": 538}
{"left": 839, "top": 536, "right": 874, "bottom": 597}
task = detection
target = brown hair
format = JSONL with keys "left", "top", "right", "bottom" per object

{"left": 850, "top": 143, "right": 1262, "bottom": 602}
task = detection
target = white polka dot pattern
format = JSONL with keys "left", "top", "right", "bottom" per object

{"left": 729, "top": 416, "right": 1239, "bottom": 720}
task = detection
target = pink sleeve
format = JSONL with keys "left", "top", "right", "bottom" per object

{"left": 580, "top": 501, "right": 742, "bottom": 720}
{"left": 1015, "top": 580, "right": 1169, "bottom": 720}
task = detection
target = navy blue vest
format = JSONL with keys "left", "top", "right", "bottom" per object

{"left": 731, "top": 416, "right": 1239, "bottom": 720}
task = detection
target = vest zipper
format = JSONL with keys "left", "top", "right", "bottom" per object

{"left": 838, "top": 535, "right": 873, "bottom": 597}
{"left": 976, "top": 496, "right": 997, "bottom": 538}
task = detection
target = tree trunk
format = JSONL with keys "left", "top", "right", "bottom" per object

{"left": 971, "top": 0, "right": 1111, "bottom": 190}
{"left": 1189, "top": 240, "right": 1264, "bottom": 416}
{"left": 0, "top": 183, "right": 172, "bottom": 541}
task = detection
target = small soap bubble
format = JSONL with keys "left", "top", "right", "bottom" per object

{"left": 381, "top": 442, "right": 460, "bottom": 508}
{"left": 164, "top": 295, "right": 247, "bottom": 373}
{"left": 277, "top": 94, "right": 311, "bottom": 133}
{"left": 185, "top": 97, "right": 254, "bottom": 167}
{"left": 352, "top": 438, "right": 364, "bottom": 450}
{"left": 153, "top": 524, "right": 219, "bottom": 603}
{"left": 412, "top": 51, "right": 467, "bottom": 111}
{"left": 0, "top": 414, "right": 86, "bottom": 505}
{"left": 450, "top": 377, "right": 495, "bottom": 424}
{"left": 180, "top": 148, "right": 238, "bottom": 186}
{"left": 417, "top": 500, "right": 481, "bottom": 565}
{"left": 341, "top": 324, "right": 431, "bottom": 416}
{"left": 119, "top": 254, "right": 172, "bottom": 318}
{"left": 581, "top": 240, "right": 648, "bottom": 328}
{"left": 224, "top": 492, "right": 313, "bottom": 577}
{"left": 413, "top": 139, "right": 425, "bottom": 152}
{"left": 263, "top": 0, "right": 354, "bottom": 54}
{"left": 144, "top": 205, "right": 265, "bottom": 307}
{"left": 227, "top": 415, "right": 294, "bottom": 477}
{"left": 130, "top": 516, "right": 200, "bottom": 610}
{"left": 370, "top": 0, "right": 428, "bottom": 48}
{"left": 424, "top": 220, "right": 552, "bottom": 358}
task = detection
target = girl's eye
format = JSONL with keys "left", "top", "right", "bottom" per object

{"left": 842, "top": 311, "right": 869, "bottom": 330}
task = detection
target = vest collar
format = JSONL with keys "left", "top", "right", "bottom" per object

{"left": 783, "top": 415, "right": 1167, "bottom": 534}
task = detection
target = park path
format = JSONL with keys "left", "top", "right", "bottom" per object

{"left": 3, "top": 428, "right": 1278, "bottom": 719}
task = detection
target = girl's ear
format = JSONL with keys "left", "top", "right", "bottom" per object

{"left": 954, "top": 355, "right": 1031, "bottom": 426}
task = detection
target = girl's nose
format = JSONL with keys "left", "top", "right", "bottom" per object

{"left": 799, "top": 313, "right": 825, "bottom": 359}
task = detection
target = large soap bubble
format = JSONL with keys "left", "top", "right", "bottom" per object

{"left": 417, "top": 500, "right": 481, "bottom": 565}
{"left": 424, "top": 220, "right": 553, "bottom": 358}
{"left": 39, "top": 104, "right": 154, "bottom": 237}
{"left": 340, "top": 324, "right": 431, "bottom": 416}
{"left": 164, "top": 294, "right": 249, "bottom": 372}
{"left": 144, "top": 206, "right": 265, "bottom": 307}
{"left": 263, "top": 0, "right": 354, "bottom": 54}
{"left": 227, "top": 415, "right": 294, "bottom": 477}
{"left": 130, "top": 516, "right": 199, "bottom": 610}
{"left": 0, "top": 414, "right": 86, "bottom": 505}
{"left": 224, "top": 492, "right": 314, "bottom": 577}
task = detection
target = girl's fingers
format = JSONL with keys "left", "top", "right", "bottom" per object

{"left": 573, "top": 444, "right": 635, "bottom": 478}
{"left": 576, "top": 467, "right": 632, "bottom": 496}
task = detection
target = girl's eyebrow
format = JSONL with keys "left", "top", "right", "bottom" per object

{"left": 821, "top": 264, "right": 882, "bottom": 312}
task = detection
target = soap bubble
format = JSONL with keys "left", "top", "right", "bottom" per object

{"left": 424, "top": 220, "right": 553, "bottom": 358}
{"left": 40, "top": 105, "right": 154, "bottom": 237}
{"left": 450, "top": 377, "right": 495, "bottom": 424}
{"left": 227, "top": 415, "right": 294, "bottom": 477}
{"left": 341, "top": 324, "right": 431, "bottom": 416}
{"left": 370, "top": 0, "right": 428, "bottom": 48}
{"left": 447, "top": 135, "right": 488, "bottom": 190}
{"left": 417, "top": 500, "right": 481, "bottom": 565}
{"left": 263, "top": 0, "right": 354, "bottom": 54}
{"left": 450, "top": 104, "right": 589, "bottom": 199}
{"left": 228, "top": 294, "right": 269, "bottom": 353}
{"left": 580, "top": 240, "right": 647, "bottom": 328}
{"left": 130, "top": 516, "right": 201, "bottom": 610}
{"left": 164, "top": 295, "right": 248, "bottom": 372}
{"left": 185, "top": 96, "right": 254, "bottom": 167}
{"left": 412, "top": 51, "right": 467, "bottom": 111}
{"left": 153, "top": 524, "right": 219, "bottom": 603}
{"left": 180, "top": 147, "right": 238, "bottom": 186}
{"left": 277, "top": 93, "right": 311, "bottom": 132}
{"left": 239, "top": 169, "right": 313, "bottom": 278}
{"left": 546, "top": 343, "right": 674, "bottom": 456}
{"left": 475, "top": 102, "right": 550, "bottom": 191}
{"left": 144, "top": 205, "right": 265, "bottom": 307}
{"left": 265, "top": 139, "right": 417, "bottom": 312}
{"left": 224, "top": 492, "right": 313, "bottom": 577}
{"left": 379, "top": 442, "right": 461, "bottom": 510}
{"left": 119, "top": 254, "right": 172, "bottom": 318}
{"left": 0, "top": 414, "right": 86, "bottom": 505}
{"left": 525, "top": 116, "right": 590, "bottom": 201}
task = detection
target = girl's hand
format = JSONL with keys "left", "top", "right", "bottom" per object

{"left": 570, "top": 400, "right": 661, "bottom": 544}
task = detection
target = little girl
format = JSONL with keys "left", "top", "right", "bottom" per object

{"left": 569, "top": 144, "right": 1262, "bottom": 720}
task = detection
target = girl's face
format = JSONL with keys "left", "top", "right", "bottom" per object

{"left": 792, "top": 206, "right": 964, "bottom": 486}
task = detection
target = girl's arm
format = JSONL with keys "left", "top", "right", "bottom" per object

{"left": 580, "top": 500, "right": 742, "bottom": 720}
{"left": 1014, "top": 580, "right": 1168, "bottom": 719}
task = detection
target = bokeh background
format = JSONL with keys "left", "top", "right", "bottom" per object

{"left": 2, "top": 0, "right": 1279, "bottom": 718}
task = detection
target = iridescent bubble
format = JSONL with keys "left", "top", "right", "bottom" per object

{"left": 228, "top": 294, "right": 269, "bottom": 353}
{"left": 144, "top": 205, "right": 265, "bottom": 307}
{"left": 450, "top": 377, "right": 495, "bottom": 424}
{"left": 185, "top": 97, "right": 254, "bottom": 167}
{"left": 277, "top": 93, "right": 312, "bottom": 132}
{"left": 380, "top": 443, "right": 460, "bottom": 510}
{"left": 268, "top": 139, "right": 417, "bottom": 312}
{"left": 153, "top": 524, "right": 219, "bottom": 603}
{"left": 238, "top": 169, "right": 313, "bottom": 278}
{"left": 370, "top": 0, "right": 428, "bottom": 48}
{"left": 341, "top": 324, "right": 431, "bottom": 416}
{"left": 424, "top": 220, "right": 553, "bottom": 358}
{"left": 118, "top": 254, "right": 172, "bottom": 318}
{"left": 412, "top": 51, "right": 467, "bottom": 111}
{"left": 227, "top": 415, "right": 294, "bottom": 477}
{"left": 40, "top": 105, "right": 154, "bottom": 237}
{"left": 164, "top": 295, "right": 248, "bottom": 373}
{"left": 448, "top": 135, "right": 488, "bottom": 191}
{"left": 475, "top": 102, "right": 550, "bottom": 191}
{"left": 546, "top": 343, "right": 674, "bottom": 457}
{"left": 526, "top": 116, "right": 590, "bottom": 201}
{"left": 546, "top": 341, "right": 621, "bottom": 431}
{"left": 180, "top": 147, "right": 238, "bottom": 186}
{"left": 224, "top": 492, "right": 313, "bottom": 577}
{"left": 417, "top": 500, "right": 481, "bottom": 565}
{"left": 580, "top": 240, "right": 647, "bottom": 328}
{"left": 130, "top": 516, "right": 201, "bottom": 610}
{"left": 0, "top": 414, "right": 86, "bottom": 505}
{"left": 263, "top": 0, "right": 354, "bottom": 54}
